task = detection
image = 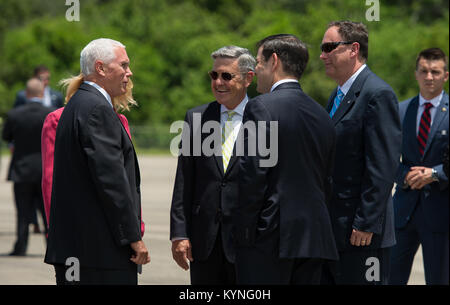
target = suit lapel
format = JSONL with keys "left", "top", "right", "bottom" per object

{"left": 331, "top": 67, "right": 371, "bottom": 125}
{"left": 326, "top": 88, "right": 337, "bottom": 114}
{"left": 202, "top": 102, "right": 224, "bottom": 176}
{"left": 403, "top": 96, "right": 422, "bottom": 162}
{"left": 423, "top": 93, "right": 449, "bottom": 157}
{"left": 83, "top": 83, "right": 141, "bottom": 185}
{"left": 223, "top": 128, "right": 241, "bottom": 176}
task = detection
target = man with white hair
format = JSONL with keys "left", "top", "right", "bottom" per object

{"left": 44, "top": 38, "right": 150, "bottom": 285}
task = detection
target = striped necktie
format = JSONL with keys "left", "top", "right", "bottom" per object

{"left": 418, "top": 102, "right": 433, "bottom": 156}
{"left": 329, "top": 88, "right": 344, "bottom": 117}
{"left": 222, "top": 111, "right": 236, "bottom": 172}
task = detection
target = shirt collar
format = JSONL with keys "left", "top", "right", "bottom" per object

{"left": 28, "top": 97, "right": 43, "bottom": 103}
{"left": 270, "top": 79, "right": 298, "bottom": 93}
{"left": 419, "top": 91, "right": 443, "bottom": 108}
{"left": 83, "top": 81, "right": 113, "bottom": 108}
{"left": 220, "top": 95, "right": 249, "bottom": 117}
{"left": 339, "top": 64, "right": 367, "bottom": 95}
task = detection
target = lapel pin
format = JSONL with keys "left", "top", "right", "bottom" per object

{"left": 443, "top": 107, "right": 447, "bottom": 112}
{"left": 442, "top": 130, "right": 447, "bottom": 135}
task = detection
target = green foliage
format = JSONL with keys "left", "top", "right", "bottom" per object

{"left": 0, "top": 0, "right": 448, "bottom": 149}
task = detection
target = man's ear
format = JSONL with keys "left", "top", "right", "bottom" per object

{"left": 244, "top": 71, "right": 255, "bottom": 88}
{"left": 271, "top": 53, "right": 279, "bottom": 72}
{"left": 350, "top": 42, "right": 361, "bottom": 59}
{"left": 95, "top": 60, "right": 106, "bottom": 76}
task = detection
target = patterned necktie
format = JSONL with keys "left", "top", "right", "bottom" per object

{"left": 418, "top": 102, "right": 433, "bottom": 156}
{"left": 329, "top": 88, "right": 344, "bottom": 117}
{"left": 222, "top": 111, "right": 236, "bottom": 172}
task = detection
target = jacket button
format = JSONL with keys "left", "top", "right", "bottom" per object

{"left": 221, "top": 182, "right": 226, "bottom": 187}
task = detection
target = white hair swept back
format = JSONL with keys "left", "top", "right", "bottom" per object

{"left": 80, "top": 38, "right": 125, "bottom": 76}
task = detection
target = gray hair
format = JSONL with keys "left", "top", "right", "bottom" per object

{"left": 80, "top": 38, "right": 125, "bottom": 76}
{"left": 211, "top": 46, "right": 256, "bottom": 73}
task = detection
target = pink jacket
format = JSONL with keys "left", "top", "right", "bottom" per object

{"left": 41, "top": 107, "right": 145, "bottom": 236}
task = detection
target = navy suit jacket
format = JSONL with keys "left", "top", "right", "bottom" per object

{"left": 393, "top": 92, "right": 449, "bottom": 233}
{"left": 233, "top": 82, "right": 339, "bottom": 260}
{"left": 325, "top": 66, "right": 402, "bottom": 251}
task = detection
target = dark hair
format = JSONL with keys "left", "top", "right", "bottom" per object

{"left": 256, "top": 34, "right": 309, "bottom": 79}
{"left": 328, "top": 21, "right": 368, "bottom": 61}
{"left": 33, "top": 65, "right": 49, "bottom": 76}
{"left": 416, "top": 48, "right": 448, "bottom": 71}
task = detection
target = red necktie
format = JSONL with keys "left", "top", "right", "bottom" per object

{"left": 418, "top": 103, "right": 433, "bottom": 156}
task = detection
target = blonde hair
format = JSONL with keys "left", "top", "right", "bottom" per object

{"left": 59, "top": 74, "right": 137, "bottom": 112}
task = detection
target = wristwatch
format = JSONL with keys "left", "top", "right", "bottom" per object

{"left": 431, "top": 168, "right": 439, "bottom": 182}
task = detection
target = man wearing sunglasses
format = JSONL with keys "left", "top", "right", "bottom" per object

{"left": 232, "top": 34, "right": 338, "bottom": 284}
{"left": 319, "top": 21, "right": 401, "bottom": 285}
{"left": 170, "top": 46, "right": 255, "bottom": 284}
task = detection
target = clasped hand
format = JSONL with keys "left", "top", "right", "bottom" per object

{"left": 404, "top": 166, "right": 434, "bottom": 190}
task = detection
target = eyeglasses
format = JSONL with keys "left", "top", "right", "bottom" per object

{"left": 208, "top": 71, "right": 237, "bottom": 81}
{"left": 320, "top": 41, "right": 354, "bottom": 53}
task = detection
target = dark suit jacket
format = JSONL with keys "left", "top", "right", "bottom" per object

{"left": 14, "top": 88, "right": 64, "bottom": 109}
{"left": 170, "top": 101, "right": 240, "bottom": 263}
{"left": 393, "top": 92, "right": 449, "bottom": 232}
{"left": 2, "top": 102, "right": 53, "bottom": 183}
{"left": 44, "top": 83, "right": 142, "bottom": 270}
{"left": 233, "top": 82, "right": 339, "bottom": 260}
{"left": 325, "top": 66, "right": 402, "bottom": 251}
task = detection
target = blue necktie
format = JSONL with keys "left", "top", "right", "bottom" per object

{"left": 329, "top": 88, "right": 344, "bottom": 117}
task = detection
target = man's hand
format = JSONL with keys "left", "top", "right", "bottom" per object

{"left": 130, "top": 240, "right": 151, "bottom": 265}
{"left": 405, "top": 166, "right": 434, "bottom": 190}
{"left": 350, "top": 229, "right": 373, "bottom": 247}
{"left": 171, "top": 239, "right": 193, "bottom": 270}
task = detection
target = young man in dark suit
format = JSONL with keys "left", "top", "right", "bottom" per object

{"left": 2, "top": 78, "right": 53, "bottom": 256}
{"left": 232, "top": 34, "right": 338, "bottom": 284}
{"left": 170, "top": 46, "right": 255, "bottom": 284}
{"left": 390, "top": 48, "right": 449, "bottom": 285}
{"left": 44, "top": 38, "right": 150, "bottom": 285}
{"left": 319, "top": 21, "right": 402, "bottom": 285}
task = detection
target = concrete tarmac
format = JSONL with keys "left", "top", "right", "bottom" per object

{"left": 0, "top": 155, "right": 425, "bottom": 285}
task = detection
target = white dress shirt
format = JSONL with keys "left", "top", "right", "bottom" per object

{"left": 415, "top": 91, "right": 444, "bottom": 136}
{"left": 270, "top": 79, "right": 298, "bottom": 93}
{"left": 220, "top": 95, "right": 249, "bottom": 145}
{"left": 338, "top": 64, "right": 367, "bottom": 96}
{"left": 83, "top": 81, "right": 113, "bottom": 108}
{"left": 43, "top": 87, "right": 52, "bottom": 107}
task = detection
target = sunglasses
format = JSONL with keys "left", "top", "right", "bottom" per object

{"left": 208, "top": 71, "right": 237, "bottom": 81}
{"left": 320, "top": 41, "right": 354, "bottom": 53}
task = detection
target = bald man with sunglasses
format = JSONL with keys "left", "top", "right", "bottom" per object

{"left": 319, "top": 21, "right": 402, "bottom": 285}
{"left": 170, "top": 46, "right": 255, "bottom": 284}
